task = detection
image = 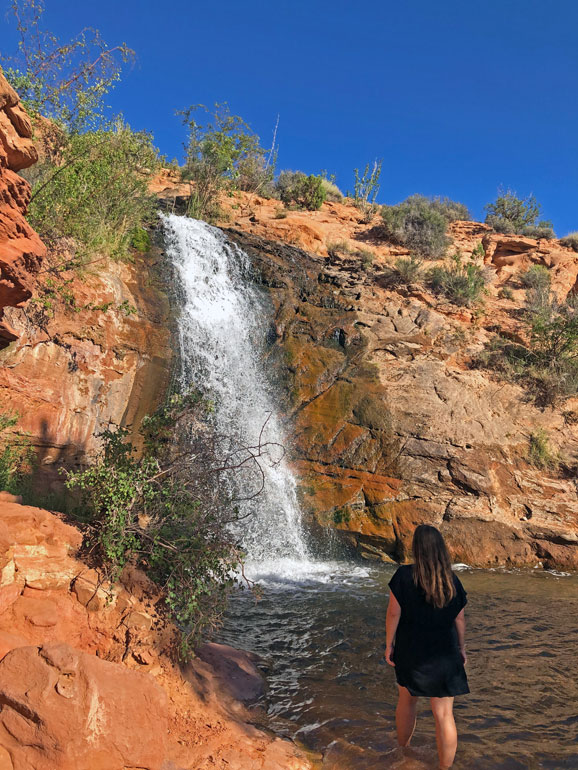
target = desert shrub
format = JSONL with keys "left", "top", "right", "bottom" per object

{"left": 276, "top": 171, "right": 326, "bottom": 210}
{"left": 428, "top": 197, "right": 471, "bottom": 222}
{"left": 427, "top": 253, "right": 487, "bottom": 306}
{"left": 273, "top": 207, "right": 287, "bottom": 219}
{"left": 381, "top": 195, "right": 467, "bottom": 258}
{"left": 320, "top": 176, "right": 344, "bottom": 202}
{"left": 484, "top": 189, "right": 554, "bottom": 238}
{"left": 28, "top": 123, "right": 158, "bottom": 261}
{"left": 480, "top": 286, "right": 578, "bottom": 405}
{"left": 520, "top": 264, "right": 551, "bottom": 292}
{"left": 65, "top": 390, "right": 269, "bottom": 655}
{"left": 560, "top": 232, "right": 578, "bottom": 252}
{"left": 179, "top": 103, "right": 272, "bottom": 220}
{"left": 498, "top": 286, "right": 514, "bottom": 300}
{"left": 527, "top": 429, "right": 559, "bottom": 471}
{"left": 472, "top": 242, "right": 485, "bottom": 259}
{"left": 326, "top": 240, "right": 352, "bottom": 257}
{"left": 357, "top": 248, "right": 375, "bottom": 269}
{"left": 0, "top": 412, "right": 35, "bottom": 494}
{"left": 395, "top": 255, "right": 423, "bottom": 284}
{"left": 351, "top": 160, "right": 382, "bottom": 221}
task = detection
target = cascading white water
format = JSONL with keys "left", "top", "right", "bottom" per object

{"left": 163, "top": 213, "right": 322, "bottom": 578}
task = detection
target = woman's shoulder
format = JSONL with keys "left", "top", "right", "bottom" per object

{"left": 392, "top": 564, "right": 413, "bottom": 582}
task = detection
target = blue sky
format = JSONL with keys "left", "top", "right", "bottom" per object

{"left": 2, "top": 0, "right": 577, "bottom": 234}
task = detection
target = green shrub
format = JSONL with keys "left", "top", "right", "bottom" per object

{"left": 527, "top": 429, "right": 559, "bottom": 471}
{"left": 520, "top": 264, "right": 551, "bottom": 292}
{"left": 428, "top": 197, "right": 471, "bottom": 222}
{"left": 65, "top": 391, "right": 249, "bottom": 656}
{"left": 498, "top": 286, "right": 514, "bottom": 300}
{"left": 480, "top": 289, "right": 578, "bottom": 405}
{"left": 237, "top": 153, "right": 275, "bottom": 197}
{"left": 276, "top": 171, "right": 326, "bottom": 210}
{"left": 484, "top": 188, "right": 554, "bottom": 238}
{"left": 179, "top": 103, "right": 272, "bottom": 220}
{"left": 560, "top": 232, "right": 578, "bottom": 252}
{"left": 427, "top": 253, "right": 487, "bottom": 306}
{"left": 395, "top": 255, "right": 423, "bottom": 284}
{"left": 28, "top": 123, "right": 158, "bottom": 261}
{"left": 0, "top": 412, "right": 35, "bottom": 494}
{"left": 472, "top": 242, "right": 485, "bottom": 259}
{"left": 381, "top": 195, "right": 467, "bottom": 258}
{"left": 130, "top": 227, "right": 151, "bottom": 254}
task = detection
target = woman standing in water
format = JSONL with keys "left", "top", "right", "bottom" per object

{"left": 385, "top": 525, "right": 469, "bottom": 769}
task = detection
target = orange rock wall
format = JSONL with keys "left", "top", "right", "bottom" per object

{"left": 0, "top": 496, "right": 312, "bottom": 769}
{"left": 0, "top": 70, "right": 46, "bottom": 347}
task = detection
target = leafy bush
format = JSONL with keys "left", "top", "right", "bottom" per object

{"left": 428, "top": 197, "right": 471, "bottom": 222}
{"left": 527, "top": 429, "right": 559, "bottom": 471}
{"left": 395, "top": 255, "right": 423, "bottom": 284}
{"left": 27, "top": 123, "right": 158, "bottom": 261}
{"left": 179, "top": 103, "right": 272, "bottom": 220}
{"left": 237, "top": 153, "right": 275, "bottom": 197}
{"left": 427, "top": 253, "right": 487, "bottom": 306}
{"left": 0, "top": 412, "right": 34, "bottom": 494}
{"left": 276, "top": 171, "right": 326, "bottom": 210}
{"left": 381, "top": 195, "right": 467, "bottom": 258}
{"left": 560, "top": 232, "right": 578, "bottom": 252}
{"left": 498, "top": 286, "right": 514, "bottom": 300}
{"left": 472, "top": 242, "right": 485, "bottom": 259}
{"left": 65, "top": 391, "right": 261, "bottom": 655}
{"left": 484, "top": 188, "right": 554, "bottom": 238}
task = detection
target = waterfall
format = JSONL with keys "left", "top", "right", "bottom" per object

{"left": 162, "top": 213, "right": 314, "bottom": 576}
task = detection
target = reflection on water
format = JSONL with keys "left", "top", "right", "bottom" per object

{"left": 220, "top": 565, "right": 578, "bottom": 769}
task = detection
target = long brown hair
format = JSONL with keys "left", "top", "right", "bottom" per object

{"left": 412, "top": 524, "right": 456, "bottom": 608}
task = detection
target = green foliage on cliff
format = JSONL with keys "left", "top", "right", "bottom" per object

{"left": 179, "top": 103, "right": 274, "bottom": 220}
{"left": 427, "top": 253, "right": 487, "bottom": 307}
{"left": 0, "top": 412, "right": 35, "bottom": 494}
{"left": 276, "top": 171, "right": 326, "bottom": 210}
{"left": 381, "top": 195, "right": 470, "bottom": 258}
{"left": 27, "top": 123, "right": 158, "bottom": 261}
{"left": 481, "top": 278, "right": 578, "bottom": 406}
{"left": 527, "top": 429, "right": 560, "bottom": 471}
{"left": 560, "top": 232, "right": 578, "bottom": 252}
{"left": 65, "top": 391, "right": 252, "bottom": 656}
{"left": 484, "top": 189, "right": 554, "bottom": 239}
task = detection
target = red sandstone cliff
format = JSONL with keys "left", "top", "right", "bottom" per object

{"left": 0, "top": 495, "right": 313, "bottom": 769}
{"left": 0, "top": 72, "right": 46, "bottom": 347}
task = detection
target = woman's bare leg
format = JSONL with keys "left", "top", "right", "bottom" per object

{"left": 396, "top": 685, "right": 418, "bottom": 746}
{"left": 430, "top": 696, "right": 457, "bottom": 769}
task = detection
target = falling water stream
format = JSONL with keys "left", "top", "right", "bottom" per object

{"left": 163, "top": 214, "right": 578, "bottom": 769}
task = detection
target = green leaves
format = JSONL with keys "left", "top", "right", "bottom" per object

{"left": 65, "top": 392, "right": 243, "bottom": 657}
{"left": 484, "top": 188, "right": 554, "bottom": 239}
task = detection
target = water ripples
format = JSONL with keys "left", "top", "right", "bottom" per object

{"left": 220, "top": 565, "right": 578, "bottom": 769}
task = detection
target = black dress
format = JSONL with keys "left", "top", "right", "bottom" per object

{"left": 388, "top": 564, "right": 470, "bottom": 698}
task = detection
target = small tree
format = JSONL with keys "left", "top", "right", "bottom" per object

{"left": 179, "top": 103, "right": 271, "bottom": 220}
{"left": 352, "top": 159, "right": 382, "bottom": 221}
{"left": 3, "top": 0, "right": 133, "bottom": 132}
{"left": 484, "top": 188, "right": 554, "bottom": 238}
{"left": 65, "top": 390, "right": 281, "bottom": 655}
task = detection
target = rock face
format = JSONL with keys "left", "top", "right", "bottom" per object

{"left": 0, "top": 498, "right": 313, "bottom": 769}
{"left": 224, "top": 220, "right": 578, "bottom": 570}
{"left": 0, "top": 70, "right": 46, "bottom": 347}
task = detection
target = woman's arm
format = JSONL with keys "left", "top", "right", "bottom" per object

{"left": 385, "top": 591, "right": 401, "bottom": 666}
{"left": 455, "top": 608, "right": 467, "bottom": 664}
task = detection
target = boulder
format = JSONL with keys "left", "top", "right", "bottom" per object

{"left": 0, "top": 643, "right": 168, "bottom": 770}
